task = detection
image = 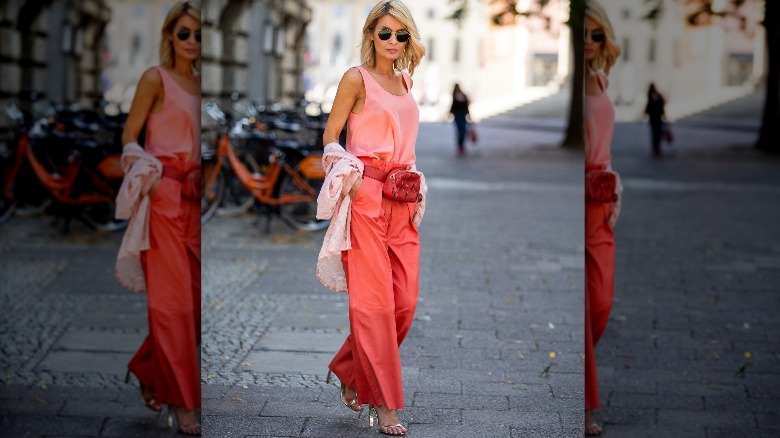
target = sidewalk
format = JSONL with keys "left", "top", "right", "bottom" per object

{"left": 0, "top": 219, "right": 178, "bottom": 436}
{"left": 200, "top": 120, "right": 586, "bottom": 437}
{"left": 595, "top": 98, "right": 780, "bottom": 436}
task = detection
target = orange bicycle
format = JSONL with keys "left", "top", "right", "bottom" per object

{"left": 201, "top": 101, "right": 327, "bottom": 232}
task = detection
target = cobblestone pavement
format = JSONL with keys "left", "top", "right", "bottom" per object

{"left": 0, "top": 218, "right": 180, "bottom": 436}
{"left": 200, "top": 119, "right": 586, "bottom": 437}
{"left": 595, "top": 94, "right": 780, "bottom": 437}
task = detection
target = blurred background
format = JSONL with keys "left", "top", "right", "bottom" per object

{"left": 593, "top": 1, "right": 780, "bottom": 436}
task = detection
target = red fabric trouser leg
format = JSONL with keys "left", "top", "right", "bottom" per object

{"left": 329, "top": 177, "right": 420, "bottom": 410}
{"left": 127, "top": 178, "right": 201, "bottom": 411}
{"left": 585, "top": 201, "right": 615, "bottom": 410}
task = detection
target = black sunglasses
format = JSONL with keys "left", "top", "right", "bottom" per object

{"left": 585, "top": 30, "right": 605, "bottom": 43}
{"left": 377, "top": 28, "right": 410, "bottom": 43}
{"left": 176, "top": 29, "right": 201, "bottom": 43}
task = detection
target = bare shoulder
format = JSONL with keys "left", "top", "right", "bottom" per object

{"left": 337, "top": 67, "right": 364, "bottom": 97}
{"left": 138, "top": 67, "right": 163, "bottom": 90}
{"left": 341, "top": 67, "right": 364, "bottom": 88}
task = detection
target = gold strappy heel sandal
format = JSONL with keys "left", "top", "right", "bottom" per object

{"left": 369, "top": 405, "right": 407, "bottom": 436}
{"left": 124, "top": 370, "right": 162, "bottom": 413}
{"left": 166, "top": 405, "right": 201, "bottom": 436}
{"left": 326, "top": 370, "right": 363, "bottom": 412}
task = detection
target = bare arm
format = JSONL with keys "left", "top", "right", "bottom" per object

{"left": 121, "top": 67, "right": 163, "bottom": 146}
{"left": 322, "top": 68, "right": 363, "bottom": 145}
{"left": 322, "top": 68, "right": 365, "bottom": 197}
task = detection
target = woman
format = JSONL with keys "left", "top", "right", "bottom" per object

{"left": 315, "top": 0, "right": 426, "bottom": 435}
{"left": 584, "top": 1, "right": 621, "bottom": 435}
{"left": 449, "top": 83, "right": 471, "bottom": 156}
{"left": 116, "top": 1, "right": 201, "bottom": 435}
{"left": 644, "top": 83, "right": 667, "bottom": 156}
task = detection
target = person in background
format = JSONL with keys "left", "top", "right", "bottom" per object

{"left": 644, "top": 83, "right": 667, "bottom": 157}
{"left": 449, "top": 83, "right": 471, "bottom": 156}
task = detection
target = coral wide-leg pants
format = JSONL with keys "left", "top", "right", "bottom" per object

{"left": 329, "top": 176, "right": 420, "bottom": 410}
{"left": 128, "top": 175, "right": 201, "bottom": 410}
{"left": 585, "top": 201, "right": 615, "bottom": 410}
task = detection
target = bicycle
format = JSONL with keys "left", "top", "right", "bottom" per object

{"left": 201, "top": 101, "right": 328, "bottom": 232}
{"left": 0, "top": 100, "right": 127, "bottom": 232}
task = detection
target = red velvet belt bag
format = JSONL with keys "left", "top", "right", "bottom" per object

{"left": 585, "top": 166, "right": 617, "bottom": 203}
{"left": 362, "top": 163, "right": 422, "bottom": 203}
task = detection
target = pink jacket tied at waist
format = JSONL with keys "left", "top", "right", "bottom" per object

{"left": 316, "top": 142, "right": 428, "bottom": 292}
{"left": 115, "top": 142, "right": 162, "bottom": 292}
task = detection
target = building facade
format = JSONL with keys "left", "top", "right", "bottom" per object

{"left": 304, "top": 0, "right": 571, "bottom": 121}
{"left": 0, "top": 0, "right": 111, "bottom": 104}
{"left": 602, "top": 0, "right": 763, "bottom": 118}
{"left": 200, "top": 0, "right": 312, "bottom": 105}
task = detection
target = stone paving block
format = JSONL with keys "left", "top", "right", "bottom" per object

{"left": 299, "top": 417, "right": 379, "bottom": 438}
{"left": 657, "top": 379, "right": 746, "bottom": 399}
{"left": 68, "top": 312, "right": 148, "bottom": 330}
{"left": 402, "top": 406, "right": 462, "bottom": 425}
{"left": 412, "top": 392, "right": 509, "bottom": 410}
{"left": 0, "top": 414, "right": 103, "bottom": 437}
{"left": 59, "top": 399, "right": 155, "bottom": 418}
{"left": 608, "top": 392, "right": 704, "bottom": 410}
{"left": 753, "top": 411, "right": 780, "bottom": 429}
{"left": 201, "top": 383, "right": 232, "bottom": 400}
{"left": 511, "top": 426, "right": 582, "bottom": 438}
{"left": 599, "top": 407, "right": 656, "bottom": 425}
{"left": 241, "top": 351, "right": 333, "bottom": 375}
{"left": 96, "top": 417, "right": 176, "bottom": 438}
{"left": 202, "top": 414, "right": 305, "bottom": 437}
{"left": 461, "top": 408, "right": 560, "bottom": 429}
{"left": 704, "top": 427, "right": 779, "bottom": 438}
{"left": 268, "top": 312, "right": 349, "bottom": 330}
{"left": 703, "top": 394, "right": 778, "bottom": 412}
{"left": 196, "top": 392, "right": 265, "bottom": 417}
{"left": 656, "top": 409, "right": 757, "bottom": 428}
{"left": 53, "top": 330, "right": 144, "bottom": 353}
{"left": 610, "top": 366, "right": 701, "bottom": 385}
{"left": 254, "top": 330, "right": 344, "bottom": 354}
{"left": 38, "top": 351, "right": 131, "bottom": 374}
{"left": 226, "top": 386, "right": 322, "bottom": 405}
{"left": 0, "top": 396, "right": 64, "bottom": 415}
{"left": 381, "top": 422, "right": 513, "bottom": 438}
{"left": 404, "top": 377, "right": 463, "bottom": 396}
{"left": 260, "top": 400, "right": 338, "bottom": 418}
{"left": 600, "top": 424, "right": 705, "bottom": 438}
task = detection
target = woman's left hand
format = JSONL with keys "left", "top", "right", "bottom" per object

{"left": 349, "top": 176, "right": 363, "bottom": 198}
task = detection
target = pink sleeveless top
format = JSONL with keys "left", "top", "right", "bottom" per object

{"left": 585, "top": 71, "right": 614, "bottom": 169}
{"left": 144, "top": 66, "right": 200, "bottom": 171}
{"left": 346, "top": 65, "right": 419, "bottom": 165}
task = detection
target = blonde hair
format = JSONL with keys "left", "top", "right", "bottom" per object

{"left": 160, "top": 1, "right": 201, "bottom": 73}
{"left": 360, "top": 0, "right": 425, "bottom": 76}
{"left": 585, "top": 0, "right": 620, "bottom": 74}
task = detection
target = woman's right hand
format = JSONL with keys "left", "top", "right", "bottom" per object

{"left": 349, "top": 176, "right": 363, "bottom": 198}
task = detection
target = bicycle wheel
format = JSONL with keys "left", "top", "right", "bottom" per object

{"left": 80, "top": 201, "right": 128, "bottom": 232}
{"left": 12, "top": 163, "right": 51, "bottom": 217}
{"left": 201, "top": 161, "right": 225, "bottom": 225}
{"left": 216, "top": 151, "right": 257, "bottom": 217}
{"left": 278, "top": 168, "right": 328, "bottom": 232}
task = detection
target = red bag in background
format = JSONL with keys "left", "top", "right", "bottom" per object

{"left": 663, "top": 125, "right": 674, "bottom": 144}
{"left": 469, "top": 126, "right": 478, "bottom": 144}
